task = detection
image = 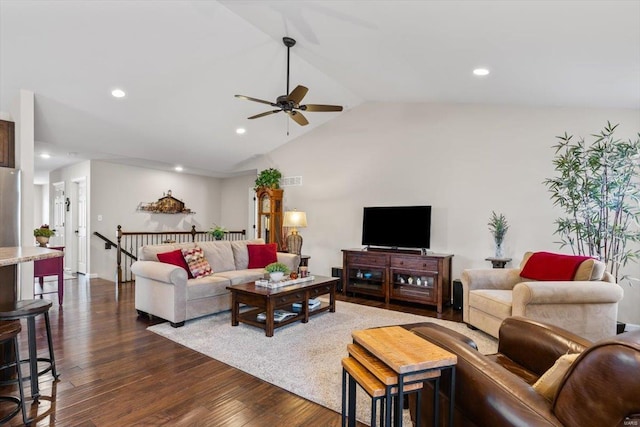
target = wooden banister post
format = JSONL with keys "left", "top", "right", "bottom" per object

{"left": 116, "top": 225, "right": 122, "bottom": 285}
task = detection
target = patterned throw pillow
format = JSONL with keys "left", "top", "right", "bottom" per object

{"left": 181, "top": 246, "right": 213, "bottom": 278}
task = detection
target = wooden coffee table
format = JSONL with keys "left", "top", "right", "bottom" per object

{"left": 227, "top": 275, "right": 338, "bottom": 337}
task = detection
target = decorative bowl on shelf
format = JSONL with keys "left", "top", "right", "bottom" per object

{"left": 363, "top": 273, "right": 372, "bottom": 279}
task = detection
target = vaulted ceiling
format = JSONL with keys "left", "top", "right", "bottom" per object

{"left": 1, "top": 1, "right": 638, "bottom": 182}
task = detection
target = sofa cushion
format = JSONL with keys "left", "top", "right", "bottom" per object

{"left": 468, "top": 289, "right": 513, "bottom": 320}
{"left": 215, "top": 269, "right": 266, "bottom": 285}
{"left": 181, "top": 246, "right": 213, "bottom": 278}
{"left": 520, "top": 252, "right": 592, "bottom": 281}
{"left": 156, "top": 249, "right": 193, "bottom": 279}
{"left": 573, "top": 258, "right": 606, "bottom": 281}
{"left": 198, "top": 241, "right": 236, "bottom": 273}
{"left": 247, "top": 243, "right": 278, "bottom": 268}
{"left": 532, "top": 352, "right": 580, "bottom": 401}
{"left": 140, "top": 242, "right": 195, "bottom": 261}
{"left": 231, "top": 239, "right": 265, "bottom": 270}
{"left": 186, "top": 275, "right": 231, "bottom": 300}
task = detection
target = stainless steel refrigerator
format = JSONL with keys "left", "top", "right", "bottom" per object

{"left": 0, "top": 167, "right": 21, "bottom": 247}
{"left": 0, "top": 167, "right": 21, "bottom": 302}
{"left": 0, "top": 167, "right": 20, "bottom": 378}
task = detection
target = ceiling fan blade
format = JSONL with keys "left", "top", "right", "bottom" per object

{"left": 286, "top": 111, "right": 309, "bottom": 126}
{"left": 301, "top": 104, "right": 344, "bottom": 112}
{"left": 248, "top": 110, "right": 282, "bottom": 120}
{"left": 235, "top": 94, "right": 278, "bottom": 107}
{"left": 287, "top": 85, "right": 308, "bottom": 104}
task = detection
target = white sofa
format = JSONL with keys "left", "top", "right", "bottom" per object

{"left": 131, "top": 239, "right": 300, "bottom": 327}
{"left": 462, "top": 252, "right": 624, "bottom": 341}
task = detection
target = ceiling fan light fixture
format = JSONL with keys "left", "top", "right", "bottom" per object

{"left": 234, "top": 36, "right": 343, "bottom": 127}
{"left": 236, "top": 127, "right": 246, "bottom": 135}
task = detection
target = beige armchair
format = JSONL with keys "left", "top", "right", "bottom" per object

{"left": 461, "top": 252, "right": 624, "bottom": 341}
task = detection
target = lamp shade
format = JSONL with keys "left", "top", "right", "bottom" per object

{"left": 283, "top": 211, "right": 307, "bottom": 228}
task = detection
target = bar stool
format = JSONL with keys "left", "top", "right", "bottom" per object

{"left": 0, "top": 300, "right": 59, "bottom": 401}
{"left": 0, "top": 321, "right": 30, "bottom": 425}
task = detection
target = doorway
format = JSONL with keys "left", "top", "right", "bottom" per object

{"left": 72, "top": 178, "right": 88, "bottom": 275}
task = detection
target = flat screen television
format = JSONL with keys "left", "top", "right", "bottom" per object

{"left": 361, "top": 205, "right": 431, "bottom": 249}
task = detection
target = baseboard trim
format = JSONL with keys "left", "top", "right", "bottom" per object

{"left": 624, "top": 323, "right": 640, "bottom": 332}
{"left": 87, "top": 273, "right": 98, "bottom": 279}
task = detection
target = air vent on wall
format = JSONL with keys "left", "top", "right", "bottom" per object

{"left": 280, "top": 176, "right": 302, "bottom": 187}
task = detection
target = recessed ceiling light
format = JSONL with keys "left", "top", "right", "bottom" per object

{"left": 111, "top": 88, "right": 126, "bottom": 98}
{"left": 473, "top": 68, "right": 490, "bottom": 76}
{"left": 174, "top": 166, "right": 183, "bottom": 172}
{"left": 40, "top": 153, "right": 51, "bottom": 159}
{"left": 236, "top": 128, "right": 246, "bottom": 135}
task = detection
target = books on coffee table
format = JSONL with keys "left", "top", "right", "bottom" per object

{"left": 256, "top": 309, "right": 297, "bottom": 323}
{"left": 292, "top": 298, "right": 321, "bottom": 313}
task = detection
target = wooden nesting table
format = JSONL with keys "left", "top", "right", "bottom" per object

{"left": 346, "top": 326, "right": 457, "bottom": 426}
{"left": 227, "top": 275, "right": 338, "bottom": 337}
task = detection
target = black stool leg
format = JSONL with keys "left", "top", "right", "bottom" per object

{"left": 370, "top": 396, "right": 376, "bottom": 427}
{"left": 347, "top": 375, "right": 356, "bottom": 427}
{"left": 43, "top": 312, "right": 59, "bottom": 379}
{"left": 26, "top": 317, "right": 40, "bottom": 400}
{"left": 341, "top": 368, "right": 347, "bottom": 427}
{"left": 13, "top": 336, "right": 31, "bottom": 425}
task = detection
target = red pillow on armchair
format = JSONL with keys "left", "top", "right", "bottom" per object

{"left": 247, "top": 243, "right": 278, "bottom": 268}
{"left": 520, "top": 251, "right": 592, "bottom": 281}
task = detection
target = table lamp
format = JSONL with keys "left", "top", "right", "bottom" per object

{"left": 283, "top": 210, "right": 307, "bottom": 255}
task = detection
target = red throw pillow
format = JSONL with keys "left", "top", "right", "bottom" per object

{"left": 247, "top": 243, "right": 278, "bottom": 268}
{"left": 157, "top": 249, "right": 194, "bottom": 279}
{"left": 520, "top": 251, "right": 592, "bottom": 281}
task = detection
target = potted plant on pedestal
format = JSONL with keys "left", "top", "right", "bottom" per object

{"left": 34, "top": 224, "right": 55, "bottom": 247}
{"left": 488, "top": 212, "right": 509, "bottom": 258}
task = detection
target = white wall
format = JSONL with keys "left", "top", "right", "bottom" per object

{"left": 33, "top": 183, "right": 48, "bottom": 228}
{"left": 220, "top": 172, "right": 256, "bottom": 235}
{"left": 237, "top": 102, "right": 640, "bottom": 324}
{"left": 88, "top": 161, "right": 224, "bottom": 280}
{"left": 11, "top": 90, "right": 36, "bottom": 299}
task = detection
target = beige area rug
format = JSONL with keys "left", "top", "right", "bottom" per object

{"left": 148, "top": 301, "right": 497, "bottom": 426}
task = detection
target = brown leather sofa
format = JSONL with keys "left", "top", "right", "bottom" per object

{"left": 406, "top": 317, "right": 640, "bottom": 427}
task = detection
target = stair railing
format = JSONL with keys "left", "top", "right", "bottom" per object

{"left": 115, "top": 225, "right": 246, "bottom": 284}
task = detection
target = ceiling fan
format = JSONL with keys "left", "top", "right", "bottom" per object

{"left": 235, "top": 37, "right": 343, "bottom": 126}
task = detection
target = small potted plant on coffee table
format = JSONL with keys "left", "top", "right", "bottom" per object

{"left": 34, "top": 224, "right": 55, "bottom": 247}
{"left": 265, "top": 262, "right": 289, "bottom": 282}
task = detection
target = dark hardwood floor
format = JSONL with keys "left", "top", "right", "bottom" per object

{"left": 0, "top": 276, "right": 462, "bottom": 426}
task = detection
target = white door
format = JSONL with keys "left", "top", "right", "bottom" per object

{"left": 75, "top": 179, "right": 87, "bottom": 274}
{"left": 52, "top": 182, "right": 65, "bottom": 245}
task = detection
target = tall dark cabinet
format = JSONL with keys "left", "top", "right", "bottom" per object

{"left": 0, "top": 120, "right": 15, "bottom": 168}
{"left": 256, "top": 187, "right": 284, "bottom": 251}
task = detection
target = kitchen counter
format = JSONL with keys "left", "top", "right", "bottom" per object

{"left": 0, "top": 246, "right": 63, "bottom": 267}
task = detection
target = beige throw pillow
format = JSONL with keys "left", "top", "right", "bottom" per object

{"left": 532, "top": 352, "right": 580, "bottom": 401}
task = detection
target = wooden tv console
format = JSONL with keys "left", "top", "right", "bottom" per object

{"left": 342, "top": 249, "right": 453, "bottom": 313}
